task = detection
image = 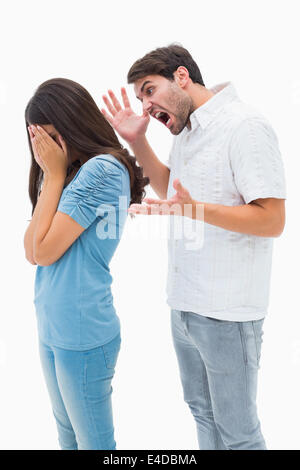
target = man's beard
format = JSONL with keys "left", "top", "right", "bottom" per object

{"left": 167, "top": 84, "right": 193, "bottom": 135}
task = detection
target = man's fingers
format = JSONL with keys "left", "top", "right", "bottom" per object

{"left": 128, "top": 204, "right": 161, "bottom": 215}
{"left": 101, "top": 108, "right": 114, "bottom": 125}
{"left": 121, "top": 87, "right": 131, "bottom": 109}
{"left": 173, "top": 178, "right": 186, "bottom": 194}
{"left": 128, "top": 203, "right": 170, "bottom": 216}
{"left": 102, "top": 95, "right": 117, "bottom": 117}
{"left": 143, "top": 198, "right": 170, "bottom": 205}
{"left": 128, "top": 204, "right": 151, "bottom": 215}
{"left": 108, "top": 89, "right": 122, "bottom": 112}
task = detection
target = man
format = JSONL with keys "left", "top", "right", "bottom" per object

{"left": 102, "top": 44, "right": 286, "bottom": 450}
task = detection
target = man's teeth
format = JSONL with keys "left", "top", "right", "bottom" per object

{"left": 154, "top": 111, "right": 171, "bottom": 126}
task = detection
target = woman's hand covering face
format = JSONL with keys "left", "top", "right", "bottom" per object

{"left": 28, "top": 125, "right": 68, "bottom": 178}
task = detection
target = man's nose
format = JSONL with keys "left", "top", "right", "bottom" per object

{"left": 143, "top": 98, "right": 152, "bottom": 112}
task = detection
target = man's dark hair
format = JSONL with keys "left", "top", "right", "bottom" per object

{"left": 127, "top": 44, "right": 205, "bottom": 86}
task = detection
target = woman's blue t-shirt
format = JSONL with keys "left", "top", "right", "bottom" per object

{"left": 34, "top": 154, "right": 131, "bottom": 350}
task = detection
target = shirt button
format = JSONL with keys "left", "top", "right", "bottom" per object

{"left": 174, "top": 266, "right": 179, "bottom": 273}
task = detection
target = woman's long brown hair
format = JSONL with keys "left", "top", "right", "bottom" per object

{"left": 25, "top": 78, "right": 149, "bottom": 215}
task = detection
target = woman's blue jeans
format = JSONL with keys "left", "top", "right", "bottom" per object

{"left": 38, "top": 333, "right": 121, "bottom": 450}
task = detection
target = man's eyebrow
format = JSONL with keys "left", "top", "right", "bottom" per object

{"left": 136, "top": 80, "right": 152, "bottom": 100}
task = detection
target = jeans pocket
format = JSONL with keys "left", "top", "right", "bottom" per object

{"left": 238, "top": 323, "right": 248, "bottom": 365}
{"left": 238, "top": 320, "right": 264, "bottom": 367}
{"left": 102, "top": 333, "right": 121, "bottom": 370}
{"left": 252, "top": 319, "right": 264, "bottom": 367}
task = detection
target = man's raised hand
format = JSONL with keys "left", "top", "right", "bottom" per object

{"left": 101, "top": 88, "right": 150, "bottom": 144}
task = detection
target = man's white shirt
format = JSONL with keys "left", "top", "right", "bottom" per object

{"left": 166, "top": 82, "right": 286, "bottom": 321}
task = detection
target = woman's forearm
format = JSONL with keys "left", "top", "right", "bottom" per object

{"left": 24, "top": 178, "right": 48, "bottom": 264}
{"left": 24, "top": 125, "right": 68, "bottom": 264}
{"left": 32, "top": 175, "right": 65, "bottom": 259}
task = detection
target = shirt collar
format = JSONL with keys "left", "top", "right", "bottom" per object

{"left": 189, "top": 81, "right": 239, "bottom": 131}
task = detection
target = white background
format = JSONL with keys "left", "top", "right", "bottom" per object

{"left": 0, "top": 0, "right": 299, "bottom": 450}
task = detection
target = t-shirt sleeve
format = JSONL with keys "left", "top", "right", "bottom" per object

{"left": 229, "top": 117, "right": 287, "bottom": 204}
{"left": 57, "top": 157, "right": 122, "bottom": 229}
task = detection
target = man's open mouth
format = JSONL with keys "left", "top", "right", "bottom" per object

{"left": 154, "top": 111, "right": 172, "bottom": 128}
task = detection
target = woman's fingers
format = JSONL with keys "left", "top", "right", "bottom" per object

{"left": 58, "top": 135, "right": 67, "bottom": 155}
{"left": 28, "top": 126, "right": 36, "bottom": 151}
{"left": 30, "top": 136, "right": 43, "bottom": 167}
{"left": 28, "top": 126, "right": 34, "bottom": 140}
{"left": 36, "top": 125, "right": 48, "bottom": 140}
{"left": 33, "top": 125, "right": 48, "bottom": 145}
{"left": 31, "top": 135, "right": 38, "bottom": 155}
{"left": 31, "top": 126, "right": 46, "bottom": 152}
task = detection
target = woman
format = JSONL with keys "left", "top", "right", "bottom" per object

{"left": 23, "top": 78, "right": 149, "bottom": 450}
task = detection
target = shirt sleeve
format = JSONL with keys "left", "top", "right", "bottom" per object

{"left": 57, "top": 156, "right": 123, "bottom": 229}
{"left": 229, "top": 117, "right": 287, "bottom": 204}
{"left": 165, "top": 151, "right": 171, "bottom": 170}
{"left": 165, "top": 137, "right": 177, "bottom": 170}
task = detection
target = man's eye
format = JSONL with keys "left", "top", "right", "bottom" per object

{"left": 146, "top": 88, "right": 153, "bottom": 95}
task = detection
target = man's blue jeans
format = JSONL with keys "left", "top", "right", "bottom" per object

{"left": 38, "top": 333, "right": 121, "bottom": 450}
{"left": 171, "top": 309, "right": 266, "bottom": 450}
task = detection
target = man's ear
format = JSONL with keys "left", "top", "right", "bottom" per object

{"left": 173, "top": 66, "right": 190, "bottom": 89}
